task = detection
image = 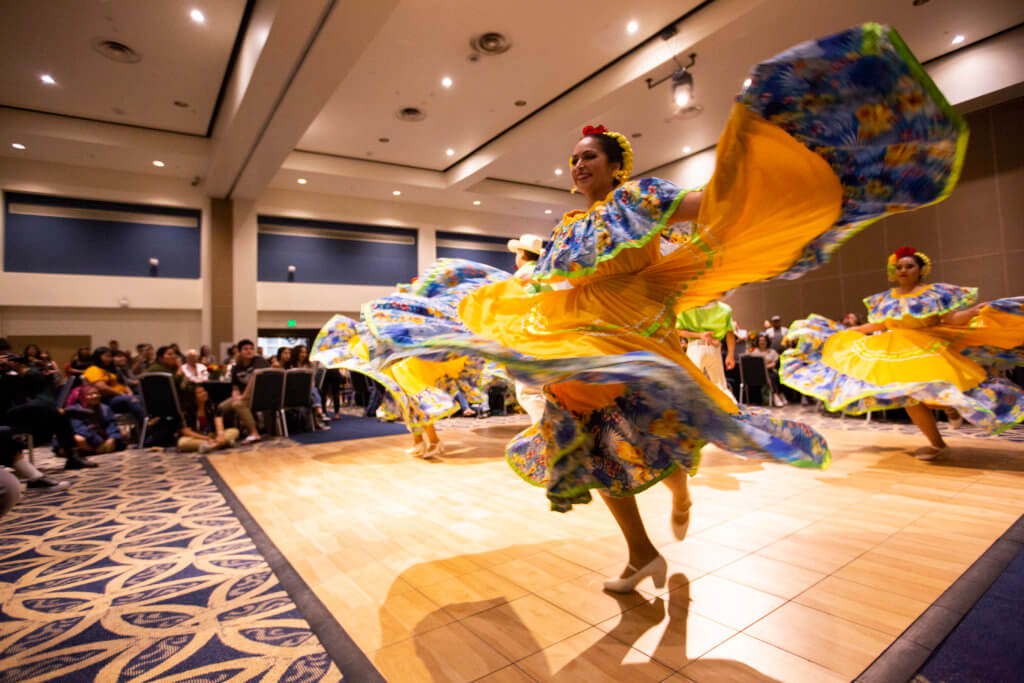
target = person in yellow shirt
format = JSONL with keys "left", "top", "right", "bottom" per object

{"left": 83, "top": 346, "right": 145, "bottom": 426}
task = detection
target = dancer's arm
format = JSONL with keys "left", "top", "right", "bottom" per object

{"left": 940, "top": 302, "right": 986, "bottom": 326}
{"left": 849, "top": 322, "right": 885, "bottom": 334}
{"left": 667, "top": 190, "right": 704, "bottom": 223}
{"left": 725, "top": 331, "right": 736, "bottom": 370}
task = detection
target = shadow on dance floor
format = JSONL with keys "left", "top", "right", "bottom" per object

{"left": 373, "top": 544, "right": 781, "bottom": 681}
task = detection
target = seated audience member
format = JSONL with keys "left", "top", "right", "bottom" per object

{"left": 1, "top": 426, "right": 69, "bottom": 491}
{"left": 1, "top": 340, "right": 93, "bottom": 470}
{"left": 272, "top": 347, "right": 292, "bottom": 369}
{"left": 764, "top": 315, "right": 789, "bottom": 353}
{"left": 112, "top": 350, "right": 139, "bottom": 391}
{"left": 223, "top": 345, "right": 238, "bottom": 366}
{"left": 181, "top": 348, "right": 209, "bottom": 383}
{"left": 109, "top": 340, "right": 120, "bottom": 354}
{"left": 177, "top": 384, "right": 239, "bottom": 453}
{"left": 67, "top": 347, "right": 92, "bottom": 377}
{"left": 199, "top": 345, "right": 216, "bottom": 365}
{"left": 132, "top": 344, "right": 155, "bottom": 375}
{"left": 221, "top": 339, "right": 267, "bottom": 443}
{"left": 36, "top": 350, "right": 61, "bottom": 384}
{"left": 841, "top": 312, "right": 862, "bottom": 328}
{"left": 23, "top": 344, "right": 43, "bottom": 369}
{"left": 84, "top": 347, "right": 145, "bottom": 425}
{"left": 746, "top": 334, "right": 788, "bottom": 407}
{"left": 69, "top": 386, "right": 125, "bottom": 454}
{"left": 0, "top": 466, "right": 20, "bottom": 520}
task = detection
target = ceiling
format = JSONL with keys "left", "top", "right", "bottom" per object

{"left": 297, "top": 0, "right": 702, "bottom": 170}
{"left": 0, "top": 0, "right": 1022, "bottom": 227}
{"left": 0, "top": 0, "right": 248, "bottom": 135}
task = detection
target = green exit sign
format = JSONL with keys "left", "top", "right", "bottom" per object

{"left": 287, "top": 320, "right": 296, "bottom": 328}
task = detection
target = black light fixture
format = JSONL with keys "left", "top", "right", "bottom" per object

{"left": 646, "top": 53, "right": 697, "bottom": 108}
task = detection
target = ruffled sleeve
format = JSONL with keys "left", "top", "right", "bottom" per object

{"left": 865, "top": 283, "right": 977, "bottom": 323}
{"left": 533, "top": 178, "right": 690, "bottom": 281}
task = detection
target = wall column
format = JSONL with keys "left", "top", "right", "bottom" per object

{"left": 209, "top": 199, "right": 235, "bottom": 356}
{"left": 231, "top": 200, "right": 259, "bottom": 345}
{"left": 417, "top": 226, "right": 436, "bottom": 275}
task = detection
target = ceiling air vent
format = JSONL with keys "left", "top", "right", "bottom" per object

{"left": 395, "top": 107, "right": 426, "bottom": 122}
{"left": 470, "top": 32, "right": 511, "bottom": 56}
{"left": 93, "top": 39, "right": 142, "bottom": 64}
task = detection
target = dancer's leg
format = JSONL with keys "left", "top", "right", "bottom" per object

{"left": 906, "top": 403, "right": 946, "bottom": 449}
{"left": 423, "top": 423, "right": 439, "bottom": 445}
{"left": 599, "top": 491, "right": 659, "bottom": 577}
{"left": 661, "top": 467, "right": 692, "bottom": 539}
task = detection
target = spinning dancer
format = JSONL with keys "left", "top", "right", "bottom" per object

{"left": 355, "top": 24, "right": 968, "bottom": 593}
{"left": 783, "top": 246, "right": 1024, "bottom": 459}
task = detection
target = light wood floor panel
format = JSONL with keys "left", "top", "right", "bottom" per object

{"left": 209, "top": 421, "right": 1024, "bottom": 680}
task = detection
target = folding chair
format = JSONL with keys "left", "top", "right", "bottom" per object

{"left": 738, "top": 355, "right": 770, "bottom": 406}
{"left": 282, "top": 368, "right": 315, "bottom": 437}
{"left": 139, "top": 373, "right": 185, "bottom": 448}
{"left": 249, "top": 369, "right": 286, "bottom": 437}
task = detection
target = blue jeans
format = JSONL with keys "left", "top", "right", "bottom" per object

{"left": 108, "top": 393, "right": 145, "bottom": 424}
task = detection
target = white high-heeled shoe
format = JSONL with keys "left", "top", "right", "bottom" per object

{"left": 423, "top": 441, "right": 444, "bottom": 459}
{"left": 603, "top": 554, "right": 667, "bottom": 593}
{"left": 671, "top": 505, "right": 692, "bottom": 541}
{"left": 406, "top": 443, "right": 425, "bottom": 457}
{"left": 913, "top": 445, "right": 949, "bottom": 461}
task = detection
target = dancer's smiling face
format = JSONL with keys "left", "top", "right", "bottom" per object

{"left": 894, "top": 256, "right": 922, "bottom": 287}
{"left": 571, "top": 136, "right": 620, "bottom": 202}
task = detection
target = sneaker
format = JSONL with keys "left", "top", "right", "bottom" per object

{"left": 64, "top": 453, "right": 98, "bottom": 470}
{"left": 241, "top": 435, "right": 262, "bottom": 445}
{"left": 27, "top": 476, "right": 71, "bottom": 491}
{"left": 198, "top": 441, "right": 214, "bottom": 454}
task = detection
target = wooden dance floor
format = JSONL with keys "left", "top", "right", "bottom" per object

{"left": 208, "top": 420, "right": 1024, "bottom": 682}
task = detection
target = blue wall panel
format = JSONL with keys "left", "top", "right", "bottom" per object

{"left": 257, "top": 216, "right": 418, "bottom": 285}
{"left": 436, "top": 247, "right": 516, "bottom": 272}
{"left": 4, "top": 192, "right": 201, "bottom": 278}
{"left": 435, "top": 231, "right": 516, "bottom": 273}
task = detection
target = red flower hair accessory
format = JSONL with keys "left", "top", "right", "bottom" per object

{"left": 886, "top": 246, "right": 931, "bottom": 280}
{"left": 581, "top": 125, "right": 608, "bottom": 137}
{"left": 894, "top": 246, "right": 916, "bottom": 260}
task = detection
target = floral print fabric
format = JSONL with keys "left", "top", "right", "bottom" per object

{"left": 864, "top": 283, "right": 977, "bottom": 324}
{"left": 739, "top": 23, "right": 968, "bottom": 280}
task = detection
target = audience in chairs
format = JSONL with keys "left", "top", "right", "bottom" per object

{"left": 745, "top": 334, "right": 788, "bottom": 407}
{"left": 181, "top": 348, "right": 209, "bottom": 383}
{"left": 66, "top": 347, "right": 92, "bottom": 378}
{"left": 221, "top": 339, "right": 267, "bottom": 444}
{"left": 83, "top": 347, "right": 145, "bottom": 426}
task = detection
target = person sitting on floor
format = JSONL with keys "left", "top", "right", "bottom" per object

{"left": 177, "top": 384, "right": 239, "bottom": 453}
{"left": 69, "top": 386, "right": 126, "bottom": 455}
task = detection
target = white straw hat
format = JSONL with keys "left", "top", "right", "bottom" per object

{"left": 507, "top": 233, "right": 544, "bottom": 256}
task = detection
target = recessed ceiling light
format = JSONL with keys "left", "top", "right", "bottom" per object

{"left": 743, "top": 78, "right": 752, "bottom": 88}
{"left": 40, "top": 74, "right": 56, "bottom": 85}
{"left": 441, "top": 76, "right": 453, "bottom": 88}
{"left": 626, "top": 20, "right": 638, "bottom": 34}
{"left": 473, "top": 200, "right": 481, "bottom": 205}
{"left": 11, "top": 143, "right": 26, "bottom": 150}
{"left": 544, "top": 209, "right": 553, "bottom": 214}
{"left": 555, "top": 168, "right": 563, "bottom": 176}
{"left": 683, "top": 146, "right": 692, "bottom": 154}
{"left": 190, "top": 9, "right": 205, "bottom": 23}
{"left": 446, "top": 148, "right": 455, "bottom": 156}
{"left": 152, "top": 160, "right": 165, "bottom": 167}
{"left": 392, "top": 190, "right": 401, "bottom": 196}
{"left": 297, "top": 178, "right": 308, "bottom": 185}
{"left": 951, "top": 34, "right": 965, "bottom": 45}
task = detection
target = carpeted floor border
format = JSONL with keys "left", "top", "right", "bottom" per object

{"left": 854, "top": 513, "right": 1024, "bottom": 682}
{"left": 200, "top": 457, "right": 386, "bottom": 683}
